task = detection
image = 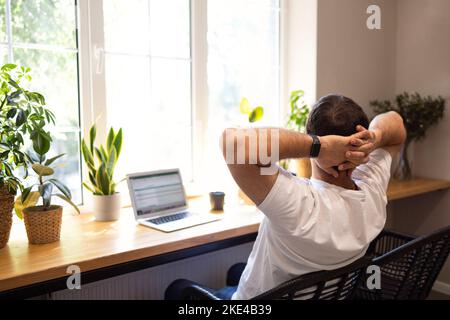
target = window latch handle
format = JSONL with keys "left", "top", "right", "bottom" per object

{"left": 93, "top": 44, "right": 104, "bottom": 74}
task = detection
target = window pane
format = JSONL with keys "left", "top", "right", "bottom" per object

{"left": 13, "top": 48, "right": 79, "bottom": 128}
{"left": 50, "top": 131, "right": 82, "bottom": 204}
{"left": 206, "top": 0, "right": 280, "bottom": 189}
{"left": 104, "top": 54, "right": 151, "bottom": 179}
{"left": 103, "top": 0, "right": 150, "bottom": 54}
{"left": 149, "top": 0, "right": 190, "bottom": 58}
{"left": 150, "top": 59, "right": 192, "bottom": 179}
{"left": 208, "top": 0, "right": 280, "bottom": 127}
{"left": 103, "top": 1, "right": 192, "bottom": 183}
{"left": 11, "top": 0, "right": 76, "bottom": 48}
{"left": 0, "top": 46, "right": 7, "bottom": 64}
{"left": 104, "top": 54, "right": 192, "bottom": 182}
{"left": 0, "top": 0, "right": 6, "bottom": 42}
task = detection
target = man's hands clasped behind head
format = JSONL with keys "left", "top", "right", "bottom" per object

{"left": 316, "top": 125, "right": 378, "bottom": 178}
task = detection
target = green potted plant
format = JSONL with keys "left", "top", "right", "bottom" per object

{"left": 286, "top": 90, "right": 311, "bottom": 178}
{"left": 81, "top": 124, "right": 123, "bottom": 221}
{"left": 0, "top": 64, "right": 55, "bottom": 248}
{"left": 15, "top": 139, "right": 80, "bottom": 244}
{"left": 370, "top": 92, "right": 445, "bottom": 180}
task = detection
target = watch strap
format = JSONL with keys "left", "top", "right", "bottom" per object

{"left": 309, "top": 134, "right": 321, "bottom": 158}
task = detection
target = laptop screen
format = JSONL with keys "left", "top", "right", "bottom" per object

{"left": 129, "top": 171, "right": 186, "bottom": 217}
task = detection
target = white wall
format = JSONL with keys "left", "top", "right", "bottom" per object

{"left": 392, "top": 0, "right": 450, "bottom": 286}
{"left": 316, "top": 0, "right": 397, "bottom": 113}
{"left": 283, "top": 0, "right": 318, "bottom": 107}
{"left": 313, "top": 0, "right": 398, "bottom": 227}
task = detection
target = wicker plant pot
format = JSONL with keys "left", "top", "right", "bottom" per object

{"left": 23, "top": 205, "right": 63, "bottom": 245}
{"left": 0, "top": 186, "right": 15, "bottom": 249}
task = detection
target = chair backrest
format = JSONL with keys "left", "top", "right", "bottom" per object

{"left": 367, "top": 226, "right": 450, "bottom": 300}
{"left": 251, "top": 256, "right": 371, "bottom": 300}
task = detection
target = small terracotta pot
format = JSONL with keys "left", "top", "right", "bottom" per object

{"left": 23, "top": 205, "right": 63, "bottom": 245}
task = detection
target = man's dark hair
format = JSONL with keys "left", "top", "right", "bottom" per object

{"left": 306, "top": 94, "right": 369, "bottom": 137}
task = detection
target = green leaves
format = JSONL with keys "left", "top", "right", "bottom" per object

{"left": 81, "top": 124, "right": 123, "bottom": 196}
{"left": 49, "top": 178, "right": 72, "bottom": 199}
{"left": 96, "top": 163, "right": 111, "bottom": 195}
{"left": 89, "top": 124, "right": 96, "bottom": 153}
{"left": 81, "top": 139, "right": 94, "bottom": 168}
{"left": 113, "top": 128, "right": 123, "bottom": 159}
{"left": 287, "top": 90, "right": 310, "bottom": 133}
{"left": 30, "top": 129, "right": 51, "bottom": 156}
{"left": 0, "top": 61, "right": 79, "bottom": 216}
{"left": 249, "top": 107, "right": 264, "bottom": 123}
{"left": 21, "top": 186, "right": 33, "bottom": 203}
{"left": 240, "top": 98, "right": 252, "bottom": 115}
{"left": 1, "top": 63, "right": 56, "bottom": 212}
{"left": 6, "top": 107, "right": 17, "bottom": 119}
{"left": 39, "top": 182, "right": 53, "bottom": 209}
{"left": 239, "top": 98, "right": 265, "bottom": 123}
{"left": 16, "top": 109, "right": 26, "bottom": 126}
{"left": 14, "top": 191, "right": 39, "bottom": 220}
{"left": 55, "top": 194, "right": 80, "bottom": 214}
{"left": 14, "top": 150, "right": 79, "bottom": 214}
{"left": 32, "top": 163, "right": 54, "bottom": 176}
{"left": 107, "top": 146, "right": 117, "bottom": 175}
{"left": 107, "top": 127, "right": 115, "bottom": 152}
{"left": 1, "top": 64, "right": 17, "bottom": 72}
{"left": 370, "top": 92, "right": 446, "bottom": 142}
{"left": 106, "top": 127, "right": 123, "bottom": 159}
{"left": 45, "top": 154, "right": 65, "bottom": 166}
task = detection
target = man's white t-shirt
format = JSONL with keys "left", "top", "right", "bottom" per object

{"left": 232, "top": 148, "right": 392, "bottom": 300}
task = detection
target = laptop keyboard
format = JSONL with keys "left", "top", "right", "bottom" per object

{"left": 147, "top": 212, "right": 189, "bottom": 225}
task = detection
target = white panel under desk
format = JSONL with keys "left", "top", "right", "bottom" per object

{"left": 49, "top": 242, "right": 254, "bottom": 300}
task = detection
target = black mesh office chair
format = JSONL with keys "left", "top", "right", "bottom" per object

{"left": 166, "top": 256, "right": 371, "bottom": 300}
{"left": 355, "top": 225, "right": 450, "bottom": 300}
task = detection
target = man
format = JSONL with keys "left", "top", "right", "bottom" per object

{"left": 222, "top": 94, "right": 406, "bottom": 299}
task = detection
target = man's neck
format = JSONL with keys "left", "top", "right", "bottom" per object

{"left": 311, "top": 163, "right": 357, "bottom": 190}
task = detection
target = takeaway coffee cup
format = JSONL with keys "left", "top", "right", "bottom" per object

{"left": 209, "top": 192, "right": 225, "bottom": 211}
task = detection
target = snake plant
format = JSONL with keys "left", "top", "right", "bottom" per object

{"left": 81, "top": 125, "right": 123, "bottom": 196}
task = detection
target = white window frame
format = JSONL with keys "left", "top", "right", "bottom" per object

{"left": 76, "top": 0, "right": 285, "bottom": 209}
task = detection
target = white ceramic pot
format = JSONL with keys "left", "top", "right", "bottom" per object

{"left": 92, "top": 193, "right": 121, "bottom": 222}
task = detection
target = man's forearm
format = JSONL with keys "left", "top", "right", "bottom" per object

{"left": 370, "top": 111, "right": 407, "bottom": 149}
{"left": 221, "top": 128, "right": 313, "bottom": 166}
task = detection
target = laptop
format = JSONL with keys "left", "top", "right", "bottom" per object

{"left": 127, "top": 169, "right": 222, "bottom": 232}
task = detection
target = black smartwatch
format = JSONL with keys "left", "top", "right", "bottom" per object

{"left": 309, "top": 134, "right": 321, "bottom": 158}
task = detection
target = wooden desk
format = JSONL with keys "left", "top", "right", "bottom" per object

{"left": 1, "top": 178, "right": 449, "bottom": 299}
{"left": 387, "top": 178, "right": 450, "bottom": 201}
{"left": 0, "top": 197, "right": 262, "bottom": 298}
